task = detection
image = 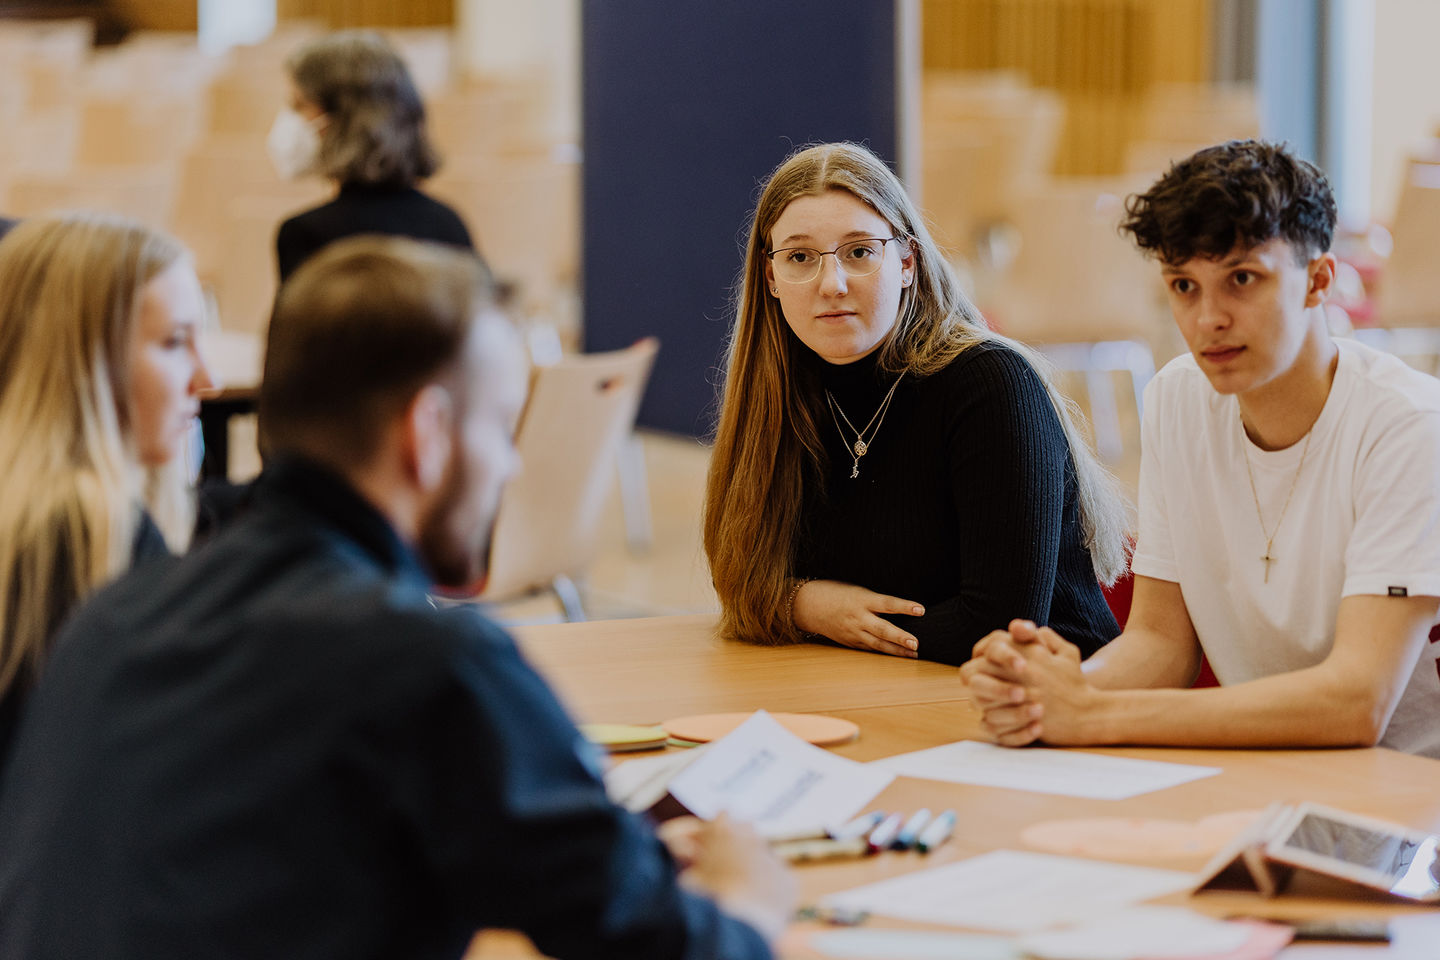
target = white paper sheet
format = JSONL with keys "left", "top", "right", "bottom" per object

{"left": 821, "top": 850, "right": 1196, "bottom": 932}
{"left": 871, "top": 740, "right": 1221, "bottom": 800}
{"left": 603, "top": 746, "right": 707, "bottom": 812}
{"left": 1017, "top": 906, "right": 1251, "bottom": 959}
{"left": 665, "top": 710, "right": 893, "bottom": 838}
{"left": 805, "top": 929, "right": 1020, "bottom": 960}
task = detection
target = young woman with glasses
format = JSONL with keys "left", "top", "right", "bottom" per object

{"left": 703, "top": 142, "right": 1130, "bottom": 664}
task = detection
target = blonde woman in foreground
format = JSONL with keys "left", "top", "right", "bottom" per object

{"left": 704, "top": 142, "right": 1129, "bottom": 665}
{"left": 0, "top": 213, "right": 213, "bottom": 767}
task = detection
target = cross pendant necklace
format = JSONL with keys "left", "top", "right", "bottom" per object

{"left": 1242, "top": 426, "right": 1313, "bottom": 585}
{"left": 824, "top": 373, "right": 904, "bottom": 479}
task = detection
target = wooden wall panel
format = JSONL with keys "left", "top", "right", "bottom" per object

{"left": 103, "top": 0, "right": 197, "bottom": 31}
{"left": 922, "top": 0, "right": 1212, "bottom": 174}
{"left": 277, "top": 0, "right": 453, "bottom": 29}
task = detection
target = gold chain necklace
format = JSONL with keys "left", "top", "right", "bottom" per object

{"left": 1241, "top": 426, "right": 1313, "bottom": 584}
{"left": 824, "top": 373, "right": 905, "bottom": 479}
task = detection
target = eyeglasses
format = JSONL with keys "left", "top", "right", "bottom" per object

{"left": 767, "top": 237, "right": 907, "bottom": 285}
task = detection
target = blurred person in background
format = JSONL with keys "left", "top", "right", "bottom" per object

{"left": 0, "top": 213, "right": 213, "bottom": 771}
{"left": 270, "top": 30, "right": 474, "bottom": 282}
{"left": 704, "top": 142, "right": 1129, "bottom": 666}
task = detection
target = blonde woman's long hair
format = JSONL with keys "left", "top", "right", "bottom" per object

{"left": 703, "top": 142, "right": 1130, "bottom": 646}
{"left": 0, "top": 213, "right": 192, "bottom": 701}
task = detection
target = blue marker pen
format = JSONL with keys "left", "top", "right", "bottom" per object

{"left": 892, "top": 809, "right": 932, "bottom": 850}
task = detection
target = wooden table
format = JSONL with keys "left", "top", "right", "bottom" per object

{"left": 198, "top": 330, "right": 262, "bottom": 481}
{"left": 469, "top": 614, "right": 1440, "bottom": 957}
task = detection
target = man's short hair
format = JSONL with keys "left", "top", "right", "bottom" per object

{"left": 259, "top": 235, "right": 494, "bottom": 463}
{"left": 1120, "top": 139, "right": 1337, "bottom": 265}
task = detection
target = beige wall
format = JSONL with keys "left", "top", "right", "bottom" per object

{"left": 1371, "top": 0, "right": 1440, "bottom": 224}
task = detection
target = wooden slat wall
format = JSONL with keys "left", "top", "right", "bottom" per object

{"left": 106, "top": 0, "right": 197, "bottom": 31}
{"left": 277, "top": 0, "right": 453, "bottom": 28}
{"left": 923, "top": 0, "right": 1211, "bottom": 174}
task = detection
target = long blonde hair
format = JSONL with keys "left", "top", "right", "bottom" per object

{"left": 703, "top": 142, "right": 1129, "bottom": 646}
{"left": 0, "top": 213, "right": 191, "bottom": 700}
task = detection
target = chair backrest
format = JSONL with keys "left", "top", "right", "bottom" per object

{"left": 1376, "top": 162, "right": 1440, "bottom": 327}
{"left": 4, "top": 167, "right": 177, "bottom": 225}
{"left": 479, "top": 338, "right": 659, "bottom": 602}
{"left": 211, "top": 188, "right": 326, "bottom": 337}
{"left": 428, "top": 158, "right": 580, "bottom": 315}
{"left": 920, "top": 72, "right": 1064, "bottom": 256}
{"left": 986, "top": 176, "right": 1165, "bottom": 345}
{"left": 75, "top": 96, "right": 202, "bottom": 168}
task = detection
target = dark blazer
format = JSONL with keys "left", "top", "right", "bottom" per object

{"left": 0, "top": 457, "right": 769, "bottom": 960}
{"left": 0, "top": 217, "right": 17, "bottom": 240}
{"left": 275, "top": 183, "right": 474, "bottom": 282}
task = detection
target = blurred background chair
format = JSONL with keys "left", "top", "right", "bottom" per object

{"left": 1354, "top": 159, "right": 1440, "bottom": 371}
{"left": 473, "top": 338, "right": 659, "bottom": 621}
{"left": 980, "top": 177, "right": 1168, "bottom": 460}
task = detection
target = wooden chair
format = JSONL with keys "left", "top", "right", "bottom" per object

{"left": 203, "top": 70, "right": 286, "bottom": 138}
{"left": 920, "top": 72, "right": 1064, "bottom": 259}
{"left": 211, "top": 187, "right": 328, "bottom": 337}
{"left": 75, "top": 97, "right": 203, "bottom": 168}
{"left": 473, "top": 338, "right": 659, "bottom": 621}
{"left": 4, "top": 168, "right": 177, "bottom": 226}
{"left": 428, "top": 158, "right": 580, "bottom": 318}
{"left": 1376, "top": 162, "right": 1440, "bottom": 328}
{"left": 426, "top": 80, "right": 552, "bottom": 160}
{"left": 1123, "top": 83, "right": 1261, "bottom": 176}
{"left": 1358, "top": 161, "right": 1440, "bottom": 371}
{"left": 384, "top": 27, "right": 456, "bottom": 96}
{"left": 984, "top": 177, "right": 1168, "bottom": 460}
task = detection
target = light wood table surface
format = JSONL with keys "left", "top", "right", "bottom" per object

{"left": 466, "top": 614, "right": 1440, "bottom": 958}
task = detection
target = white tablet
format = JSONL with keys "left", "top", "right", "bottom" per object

{"left": 1266, "top": 802, "right": 1440, "bottom": 903}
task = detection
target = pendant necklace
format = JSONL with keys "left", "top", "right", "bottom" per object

{"left": 824, "top": 372, "right": 905, "bottom": 479}
{"left": 1241, "top": 426, "right": 1313, "bottom": 584}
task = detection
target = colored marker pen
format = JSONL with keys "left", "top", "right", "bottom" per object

{"left": 865, "top": 812, "right": 903, "bottom": 854}
{"left": 829, "top": 810, "right": 885, "bottom": 841}
{"left": 772, "top": 836, "right": 870, "bottom": 864}
{"left": 916, "top": 809, "right": 956, "bottom": 853}
{"left": 892, "top": 808, "right": 932, "bottom": 850}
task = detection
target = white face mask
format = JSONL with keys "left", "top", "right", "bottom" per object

{"left": 266, "top": 107, "right": 323, "bottom": 180}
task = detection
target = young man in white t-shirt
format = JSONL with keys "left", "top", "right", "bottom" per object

{"left": 962, "top": 140, "right": 1440, "bottom": 758}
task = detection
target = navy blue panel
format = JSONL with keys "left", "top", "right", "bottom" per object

{"left": 582, "top": 1, "right": 898, "bottom": 436}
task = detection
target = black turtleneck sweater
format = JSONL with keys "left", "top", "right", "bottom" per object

{"left": 793, "top": 341, "right": 1118, "bottom": 665}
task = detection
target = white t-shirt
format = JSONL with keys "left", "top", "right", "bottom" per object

{"left": 1132, "top": 339, "right": 1440, "bottom": 758}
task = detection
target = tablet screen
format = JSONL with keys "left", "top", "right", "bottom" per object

{"left": 1282, "top": 813, "right": 1440, "bottom": 900}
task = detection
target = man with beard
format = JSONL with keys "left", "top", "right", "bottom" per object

{"left": 0, "top": 237, "right": 793, "bottom": 960}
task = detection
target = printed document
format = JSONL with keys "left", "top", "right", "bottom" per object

{"left": 821, "top": 850, "right": 1196, "bottom": 932}
{"left": 872, "top": 740, "right": 1220, "bottom": 799}
{"left": 666, "top": 710, "right": 892, "bottom": 838}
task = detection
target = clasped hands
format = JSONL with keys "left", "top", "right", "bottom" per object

{"left": 960, "top": 619, "right": 1099, "bottom": 746}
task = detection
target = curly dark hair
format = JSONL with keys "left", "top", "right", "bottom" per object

{"left": 1120, "top": 139, "right": 1336, "bottom": 266}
